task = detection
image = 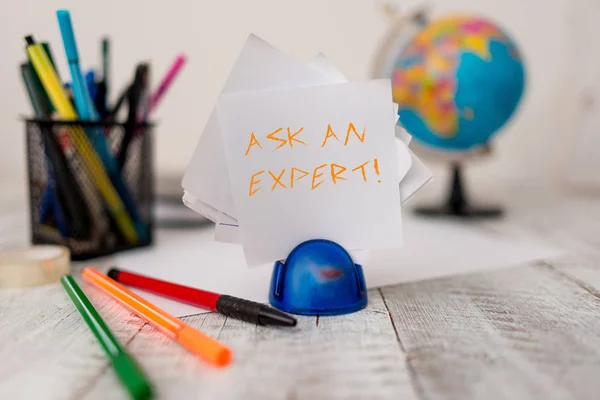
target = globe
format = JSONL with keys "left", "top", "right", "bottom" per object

{"left": 391, "top": 15, "right": 525, "bottom": 151}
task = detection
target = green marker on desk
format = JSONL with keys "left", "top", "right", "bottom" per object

{"left": 61, "top": 275, "right": 153, "bottom": 400}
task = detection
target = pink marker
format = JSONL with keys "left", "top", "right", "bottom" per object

{"left": 149, "top": 54, "right": 187, "bottom": 113}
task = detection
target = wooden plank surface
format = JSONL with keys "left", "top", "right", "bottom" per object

{"left": 84, "top": 289, "right": 417, "bottom": 400}
{"left": 2, "top": 188, "right": 600, "bottom": 399}
{"left": 0, "top": 279, "right": 144, "bottom": 400}
{"left": 382, "top": 263, "right": 600, "bottom": 400}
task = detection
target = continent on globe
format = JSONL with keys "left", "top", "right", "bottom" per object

{"left": 392, "top": 15, "right": 525, "bottom": 151}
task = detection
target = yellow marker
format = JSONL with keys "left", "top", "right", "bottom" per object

{"left": 25, "top": 35, "right": 138, "bottom": 243}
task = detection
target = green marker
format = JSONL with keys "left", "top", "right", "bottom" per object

{"left": 102, "top": 37, "right": 109, "bottom": 94}
{"left": 61, "top": 275, "right": 153, "bottom": 400}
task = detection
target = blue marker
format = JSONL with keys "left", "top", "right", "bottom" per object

{"left": 56, "top": 10, "right": 95, "bottom": 120}
{"left": 85, "top": 70, "right": 97, "bottom": 101}
{"left": 39, "top": 175, "right": 68, "bottom": 237}
{"left": 57, "top": 9, "right": 147, "bottom": 241}
{"left": 63, "top": 71, "right": 96, "bottom": 102}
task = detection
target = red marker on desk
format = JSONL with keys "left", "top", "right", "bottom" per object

{"left": 107, "top": 268, "right": 297, "bottom": 327}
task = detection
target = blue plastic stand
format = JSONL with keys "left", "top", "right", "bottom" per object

{"left": 269, "top": 239, "right": 368, "bottom": 316}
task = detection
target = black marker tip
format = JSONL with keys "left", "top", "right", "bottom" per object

{"left": 25, "top": 35, "right": 35, "bottom": 46}
{"left": 258, "top": 306, "right": 297, "bottom": 327}
{"left": 107, "top": 268, "right": 121, "bottom": 281}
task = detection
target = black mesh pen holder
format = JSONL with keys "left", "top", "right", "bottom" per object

{"left": 25, "top": 119, "right": 154, "bottom": 260}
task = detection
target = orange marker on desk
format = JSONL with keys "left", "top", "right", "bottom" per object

{"left": 82, "top": 267, "right": 232, "bottom": 367}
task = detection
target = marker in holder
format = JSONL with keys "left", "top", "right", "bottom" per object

{"left": 269, "top": 239, "right": 368, "bottom": 316}
{"left": 24, "top": 118, "right": 154, "bottom": 260}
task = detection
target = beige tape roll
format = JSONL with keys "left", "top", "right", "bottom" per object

{"left": 0, "top": 245, "right": 70, "bottom": 289}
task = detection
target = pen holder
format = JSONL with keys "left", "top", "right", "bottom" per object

{"left": 25, "top": 119, "right": 154, "bottom": 260}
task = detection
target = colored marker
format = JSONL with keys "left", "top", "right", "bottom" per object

{"left": 38, "top": 178, "right": 68, "bottom": 236}
{"left": 61, "top": 275, "right": 153, "bottom": 400}
{"left": 118, "top": 63, "right": 149, "bottom": 169}
{"left": 27, "top": 42, "right": 57, "bottom": 114}
{"left": 102, "top": 37, "right": 110, "bottom": 99}
{"left": 25, "top": 35, "right": 138, "bottom": 243}
{"left": 56, "top": 10, "right": 147, "bottom": 241}
{"left": 107, "top": 268, "right": 297, "bottom": 327}
{"left": 21, "top": 62, "right": 92, "bottom": 238}
{"left": 56, "top": 10, "right": 96, "bottom": 120}
{"left": 93, "top": 38, "right": 109, "bottom": 118}
{"left": 26, "top": 42, "right": 65, "bottom": 233}
{"left": 107, "top": 84, "right": 129, "bottom": 121}
{"left": 149, "top": 54, "right": 186, "bottom": 113}
{"left": 82, "top": 267, "right": 232, "bottom": 367}
{"left": 85, "top": 70, "right": 97, "bottom": 101}
{"left": 21, "top": 62, "right": 66, "bottom": 236}
{"left": 25, "top": 42, "right": 109, "bottom": 243}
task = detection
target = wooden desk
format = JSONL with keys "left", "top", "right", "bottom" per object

{"left": 2, "top": 188, "right": 600, "bottom": 399}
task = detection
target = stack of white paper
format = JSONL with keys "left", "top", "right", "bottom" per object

{"left": 182, "top": 34, "right": 432, "bottom": 266}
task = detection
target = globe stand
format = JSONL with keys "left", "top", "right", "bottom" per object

{"left": 415, "top": 163, "right": 503, "bottom": 218}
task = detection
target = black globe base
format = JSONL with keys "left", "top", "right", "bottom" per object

{"left": 414, "top": 164, "right": 504, "bottom": 219}
{"left": 414, "top": 205, "right": 503, "bottom": 218}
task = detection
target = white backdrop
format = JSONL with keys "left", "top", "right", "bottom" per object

{"left": 0, "top": 0, "right": 571, "bottom": 201}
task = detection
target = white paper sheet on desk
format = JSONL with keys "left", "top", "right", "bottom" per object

{"left": 115, "top": 217, "right": 564, "bottom": 318}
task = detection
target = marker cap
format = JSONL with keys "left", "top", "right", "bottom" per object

{"left": 56, "top": 10, "right": 79, "bottom": 62}
{"left": 178, "top": 326, "right": 232, "bottom": 367}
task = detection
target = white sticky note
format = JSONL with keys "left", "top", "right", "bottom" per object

{"left": 210, "top": 54, "right": 412, "bottom": 244}
{"left": 182, "top": 38, "right": 421, "bottom": 222}
{"left": 309, "top": 53, "right": 349, "bottom": 83}
{"left": 400, "top": 149, "right": 433, "bottom": 203}
{"left": 212, "top": 130, "right": 417, "bottom": 244}
{"left": 396, "top": 138, "right": 412, "bottom": 182}
{"left": 182, "top": 192, "right": 238, "bottom": 225}
{"left": 396, "top": 124, "right": 412, "bottom": 145}
{"left": 217, "top": 80, "right": 402, "bottom": 265}
{"left": 394, "top": 120, "right": 431, "bottom": 203}
{"left": 182, "top": 34, "right": 336, "bottom": 218}
{"left": 208, "top": 53, "right": 418, "bottom": 242}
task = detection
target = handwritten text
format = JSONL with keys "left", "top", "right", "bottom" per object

{"left": 245, "top": 122, "right": 381, "bottom": 197}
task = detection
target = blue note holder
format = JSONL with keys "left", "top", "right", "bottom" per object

{"left": 269, "top": 239, "right": 368, "bottom": 316}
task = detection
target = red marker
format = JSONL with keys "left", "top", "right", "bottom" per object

{"left": 107, "top": 268, "right": 296, "bottom": 327}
